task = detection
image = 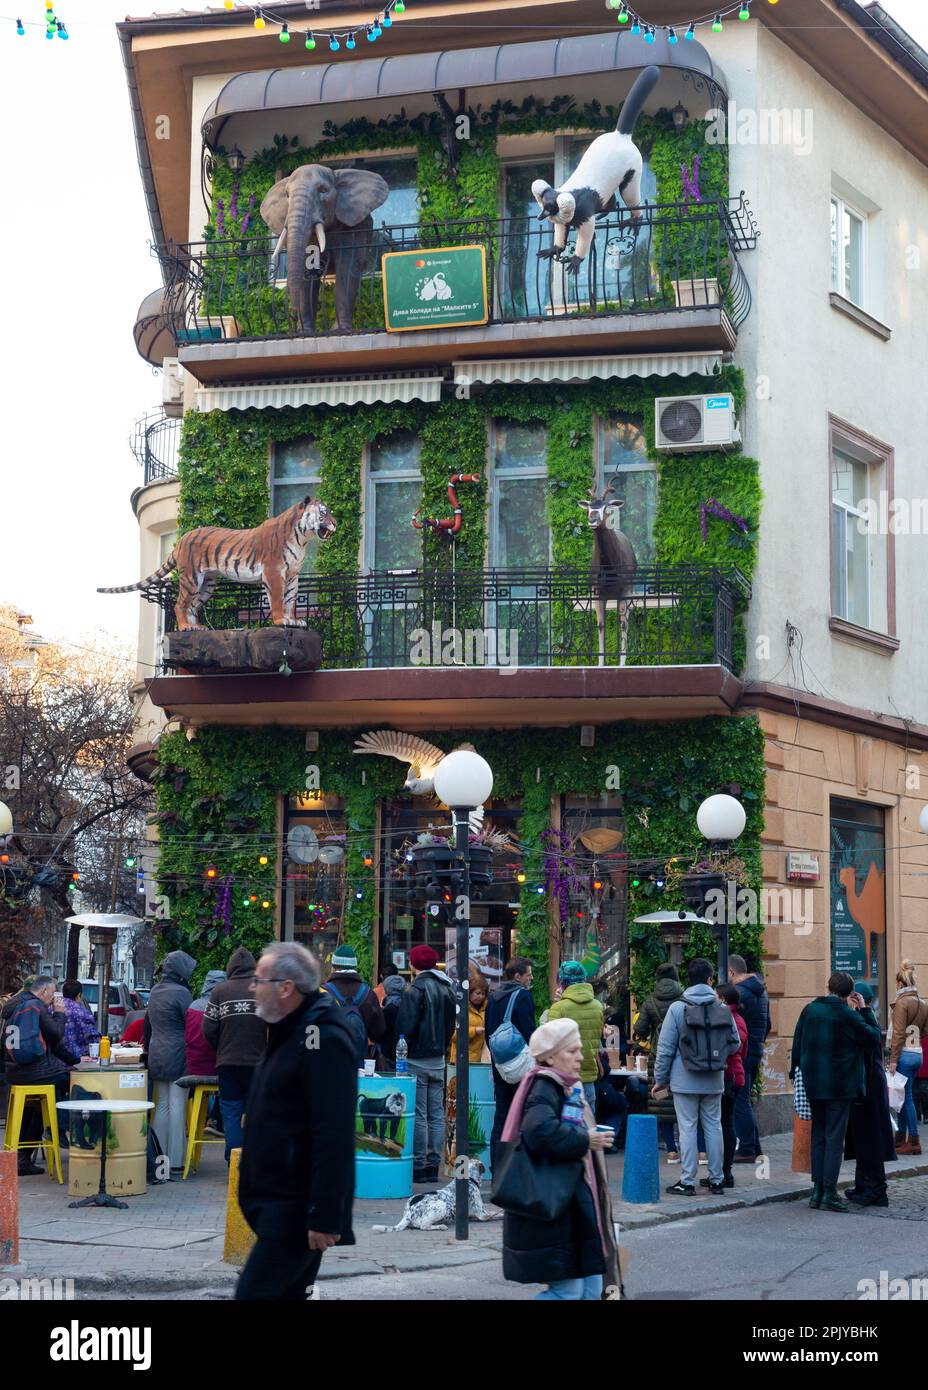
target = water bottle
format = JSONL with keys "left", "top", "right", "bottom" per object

{"left": 395, "top": 1035, "right": 409, "bottom": 1076}
{"left": 562, "top": 1083, "right": 585, "bottom": 1128}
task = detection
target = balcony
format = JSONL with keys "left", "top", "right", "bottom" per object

{"left": 130, "top": 410, "right": 180, "bottom": 487}
{"left": 155, "top": 198, "right": 756, "bottom": 383}
{"left": 142, "top": 565, "right": 750, "bottom": 729}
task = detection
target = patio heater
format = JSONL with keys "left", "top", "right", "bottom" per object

{"left": 432, "top": 748, "right": 494, "bottom": 1242}
{"left": 89, "top": 925, "right": 118, "bottom": 1041}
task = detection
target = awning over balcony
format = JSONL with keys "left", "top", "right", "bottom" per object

{"left": 193, "top": 372, "right": 443, "bottom": 412}
{"left": 452, "top": 352, "right": 724, "bottom": 387}
{"left": 133, "top": 287, "right": 178, "bottom": 367}
{"left": 201, "top": 29, "right": 728, "bottom": 151}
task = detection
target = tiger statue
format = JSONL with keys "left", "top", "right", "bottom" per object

{"left": 98, "top": 496, "right": 337, "bottom": 631}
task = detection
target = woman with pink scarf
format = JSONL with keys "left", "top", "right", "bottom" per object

{"left": 499, "top": 1017, "right": 620, "bottom": 1300}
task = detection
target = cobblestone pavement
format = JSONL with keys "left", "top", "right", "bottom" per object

{"left": 843, "top": 1174, "right": 928, "bottom": 1222}
{"left": 6, "top": 1127, "right": 928, "bottom": 1298}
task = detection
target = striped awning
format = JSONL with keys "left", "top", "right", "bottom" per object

{"left": 451, "top": 353, "right": 724, "bottom": 387}
{"left": 194, "top": 374, "right": 443, "bottom": 412}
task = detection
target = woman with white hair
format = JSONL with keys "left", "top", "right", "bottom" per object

{"left": 497, "top": 1017, "right": 619, "bottom": 1300}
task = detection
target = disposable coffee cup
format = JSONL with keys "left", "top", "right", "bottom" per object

{"left": 89, "top": 1044, "right": 100, "bottom": 1059}
{"left": 363, "top": 1059, "right": 376, "bottom": 1076}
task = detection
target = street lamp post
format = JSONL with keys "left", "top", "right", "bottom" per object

{"left": 691, "top": 794, "right": 747, "bottom": 984}
{"left": 432, "top": 749, "right": 494, "bottom": 1242}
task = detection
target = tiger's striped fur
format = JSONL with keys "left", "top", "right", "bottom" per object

{"left": 98, "top": 496, "right": 336, "bottom": 631}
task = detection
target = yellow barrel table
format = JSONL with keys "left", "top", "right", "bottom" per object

{"left": 67, "top": 1064, "right": 149, "bottom": 1198}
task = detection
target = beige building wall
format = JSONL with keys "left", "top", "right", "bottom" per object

{"left": 749, "top": 706, "right": 927, "bottom": 1095}
{"left": 131, "top": 477, "right": 180, "bottom": 751}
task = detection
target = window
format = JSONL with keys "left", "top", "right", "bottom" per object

{"left": 598, "top": 415, "right": 656, "bottom": 566}
{"left": 829, "top": 420, "right": 894, "bottom": 640}
{"left": 283, "top": 796, "right": 347, "bottom": 964}
{"left": 831, "top": 195, "right": 865, "bottom": 306}
{"left": 271, "top": 437, "right": 323, "bottom": 573}
{"left": 489, "top": 421, "right": 550, "bottom": 567}
{"left": 365, "top": 431, "right": 422, "bottom": 572}
{"left": 154, "top": 529, "right": 177, "bottom": 674}
{"left": 831, "top": 446, "right": 870, "bottom": 626}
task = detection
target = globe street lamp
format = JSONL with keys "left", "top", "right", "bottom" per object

{"left": 686, "top": 794, "right": 747, "bottom": 983}
{"left": 432, "top": 748, "right": 493, "bottom": 1241}
{"left": 0, "top": 801, "right": 13, "bottom": 840}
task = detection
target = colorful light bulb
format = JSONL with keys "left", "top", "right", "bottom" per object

{"left": 630, "top": 15, "right": 641, "bottom": 36}
{"left": 330, "top": 34, "right": 339, "bottom": 49}
{"left": 644, "top": 24, "right": 656, "bottom": 43}
{"left": 712, "top": 12, "right": 723, "bottom": 31}
{"left": 346, "top": 31, "right": 356, "bottom": 47}
{"left": 685, "top": 21, "right": 696, "bottom": 39}
{"left": 305, "top": 31, "right": 315, "bottom": 48}
{"left": 254, "top": 8, "right": 266, "bottom": 29}
{"left": 668, "top": 26, "right": 678, "bottom": 43}
{"left": 279, "top": 22, "right": 290, "bottom": 41}
{"left": 394, "top": 0, "right": 405, "bottom": 12}
{"left": 739, "top": 1, "right": 751, "bottom": 18}
{"left": 16, "top": 18, "right": 25, "bottom": 35}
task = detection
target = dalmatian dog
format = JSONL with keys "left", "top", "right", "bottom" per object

{"left": 371, "top": 1158, "right": 502, "bottom": 1232}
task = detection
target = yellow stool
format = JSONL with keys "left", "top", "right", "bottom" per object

{"left": 3, "top": 1085, "right": 64, "bottom": 1183}
{"left": 181, "top": 1081, "right": 221, "bottom": 1179}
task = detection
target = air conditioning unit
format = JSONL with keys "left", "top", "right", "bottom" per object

{"left": 162, "top": 357, "right": 185, "bottom": 418}
{"left": 655, "top": 393, "right": 741, "bottom": 453}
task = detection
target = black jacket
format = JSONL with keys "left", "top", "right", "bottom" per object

{"left": 324, "top": 971, "right": 385, "bottom": 1044}
{"left": 736, "top": 974, "right": 771, "bottom": 1069}
{"left": 501, "top": 1075, "right": 605, "bottom": 1286}
{"left": 238, "top": 990, "right": 357, "bottom": 1246}
{"left": 4, "top": 993, "right": 79, "bottom": 1083}
{"left": 202, "top": 947, "right": 267, "bottom": 1069}
{"left": 485, "top": 981, "right": 536, "bottom": 1069}
{"left": 395, "top": 969, "right": 456, "bottom": 1059}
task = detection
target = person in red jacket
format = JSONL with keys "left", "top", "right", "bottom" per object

{"left": 702, "top": 983, "right": 749, "bottom": 1191}
{"left": 121, "top": 1016, "right": 146, "bottom": 1046}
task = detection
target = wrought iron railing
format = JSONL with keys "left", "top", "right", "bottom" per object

{"left": 154, "top": 194, "right": 756, "bottom": 344}
{"left": 144, "top": 564, "right": 750, "bottom": 672}
{"left": 130, "top": 410, "right": 180, "bottom": 485}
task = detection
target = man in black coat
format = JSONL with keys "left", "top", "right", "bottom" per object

{"left": 485, "top": 957, "right": 536, "bottom": 1173}
{"left": 4, "top": 976, "right": 83, "bottom": 1175}
{"left": 729, "top": 954, "right": 771, "bottom": 1163}
{"left": 236, "top": 942, "right": 358, "bottom": 1301}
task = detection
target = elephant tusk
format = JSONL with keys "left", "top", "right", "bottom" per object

{"left": 270, "top": 227, "right": 287, "bottom": 274}
{"left": 314, "top": 222, "right": 326, "bottom": 255}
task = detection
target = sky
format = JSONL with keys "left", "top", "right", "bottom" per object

{"left": 1, "top": 0, "right": 927, "bottom": 661}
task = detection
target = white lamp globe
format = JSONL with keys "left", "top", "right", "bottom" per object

{"left": 919, "top": 805, "right": 928, "bottom": 836}
{"left": 696, "top": 793, "right": 746, "bottom": 843}
{"left": 433, "top": 749, "right": 494, "bottom": 809}
{"left": 0, "top": 802, "right": 12, "bottom": 837}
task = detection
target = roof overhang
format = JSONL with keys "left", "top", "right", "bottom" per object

{"left": 194, "top": 372, "right": 443, "bottom": 411}
{"left": 452, "top": 351, "right": 724, "bottom": 388}
{"left": 201, "top": 29, "right": 727, "bottom": 151}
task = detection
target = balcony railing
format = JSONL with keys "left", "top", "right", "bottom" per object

{"left": 144, "top": 565, "right": 750, "bottom": 672}
{"left": 154, "top": 196, "right": 756, "bottom": 345}
{"left": 130, "top": 410, "right": 180, "bottom": 485}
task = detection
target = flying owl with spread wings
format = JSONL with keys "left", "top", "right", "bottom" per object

{"left": 353, "top": 731, "right": 486, "bottom": 832}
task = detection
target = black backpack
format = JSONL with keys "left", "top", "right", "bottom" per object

{"left": 325, "top": 981, "right": 370, "bottom": 1066}
{"left": 678, "top": 999, "right": 734, "bottom": 1072}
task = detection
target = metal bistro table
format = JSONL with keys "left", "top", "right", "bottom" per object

{"left": 57, "top": 1099, "right": 154, "bottom": 1210}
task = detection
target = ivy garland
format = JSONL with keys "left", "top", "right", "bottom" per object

{"left": 154, "top": 715, "right": 765, "bottom": 1010}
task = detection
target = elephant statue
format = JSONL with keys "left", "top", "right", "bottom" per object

{"left": 260, "top": 163, "right": 390, "bottom": 333}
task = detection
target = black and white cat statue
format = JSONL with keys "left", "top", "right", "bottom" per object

{"left": 532, "top": 64, "right": 661, "bottom": 273}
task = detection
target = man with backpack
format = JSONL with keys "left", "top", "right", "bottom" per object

{"left": 323, "top": 945, "right": 385, "bottom": 1067}
{"left": 395, "top": 944, "right": 456, "bottom": 1182}
{"left": 728, "top": 953, "right": 772, "bottom": 1163}
{"left": 652, "top": 957, "right": 741, "bottom": 1197}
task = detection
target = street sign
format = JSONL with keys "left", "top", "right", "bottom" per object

{"left": 382, "top": 245, "right": 488, "bottom": 331}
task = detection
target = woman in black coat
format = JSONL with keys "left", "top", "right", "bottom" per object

{"left": 844, "top": 979, "right": 896, "bottom": 1207}
{"left": 499, "top": 1018, "right": 618, "bottom": 1300}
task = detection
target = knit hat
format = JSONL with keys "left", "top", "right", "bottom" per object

{"left": 558, "top": 960, "right": 587, "bottom": 984}
{"left": 853, "top": 979, "right": 874, "bottom": 1004}
{"left": 656, "top": 962, "right": 679, "bottom": 981}
{"left": 529, "top": 1017, "right": 581, "bottom": 1060}
{"left": 409, "top": 944, "right": 439, "bottom": 971}
{"left": 331, "top": 945, "right": 358, "bottom": 972}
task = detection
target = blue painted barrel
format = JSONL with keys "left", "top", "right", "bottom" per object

{"left": 447, "top": 1062, "right": 496, "bottom": 1180}
{"left": 355, "top": 1073, "right": 416, "bottom": 1199}
{"left": 621, "top": 1113, "right": 660, "bottom": 1204}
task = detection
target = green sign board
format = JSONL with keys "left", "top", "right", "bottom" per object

{"left": 382, "top": 245, "right": 488, "bottom": 332}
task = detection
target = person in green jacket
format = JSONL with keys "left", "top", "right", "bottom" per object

{"left": 548, "top": 962, "right": 605, "bottom": 1107}
{"left": 790, "top": 971, "right": 882, "bottom": 1213}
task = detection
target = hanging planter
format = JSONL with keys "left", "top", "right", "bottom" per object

{"left": 408, "top": 838, "right": 493, "bottom": 885}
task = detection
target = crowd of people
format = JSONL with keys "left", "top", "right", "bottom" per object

{"left": 4, "top": 942, "right": 927, "bottom": 1300}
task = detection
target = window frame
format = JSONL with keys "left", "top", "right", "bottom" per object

{"left": 830, "top": 193, "right": 867, "bottom": 308}
{"left": 595, "top": 412, "right": 657, "bottom": 568}
{"left": 269, "top": 436, "right": 323, "bottom": 575}
{"left": 827, "top": 415, "right": 896, "bottom": 645}
{"left": 488, "top": 418, "right": 552, "bottom": 570}
{"left": 363, "top": 431, "right": 423, "bottom": 575}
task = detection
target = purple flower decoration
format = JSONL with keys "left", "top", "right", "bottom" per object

{"left": 541, "top": 828, "right": 586, "bottom": 922}
{"left": 213, "top": 873, "right": 234, "bottom": 935}
{"left": 229, "top": 179, "right": 239, "bottom": 222}
{"left": 700, "top": 498, "right": 749, "bottom": 544}
{"left": 216, "top": 197, "right": 226, "bottom": 238}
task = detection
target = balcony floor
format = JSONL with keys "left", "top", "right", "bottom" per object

{"left": 178, "top": 307, "right": 737, "bottom": 385}
{"left": 146, "top": 663, "right": 745, "bottom": 730}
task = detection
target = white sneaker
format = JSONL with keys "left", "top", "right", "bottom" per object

{"left": 666, "top": 1153, "right": 680, "bottom": 1164}
{"left": 698, "top": 1153, "right": 708, "bottom": 1164}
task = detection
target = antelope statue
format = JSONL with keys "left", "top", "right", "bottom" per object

{"left": 578, "top": 486, "right": 638, "bottom": 667}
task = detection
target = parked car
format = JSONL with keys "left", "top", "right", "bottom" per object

{"left": 78, "top": 980, "right": 135, "bottom": 1040}
{"left": 133, "top": 988, "right": 151, "bottom": 1008}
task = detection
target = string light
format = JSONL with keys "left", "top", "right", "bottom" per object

{"left": 16, "top": 18, "right": 25, "bottom": 35}
{"left": 330, "top": 34, "right": 339, "bottom": 49}
{"left": 259, "top": 854, "right": 269, "bottom": 866}
{"left": 305, "top": 31, "right": 315, "bottom": 48}
{"left": 712, "top": 12, "right": 723, "bottom": 31}
{"left": 685, "top": 22, "right": 696, "bottom": 39}
{"left": 739, "top": 1, "right": 751, "bottom": 18}
{"left": 261, "top": 899, "right": 271, "bottom": 909}
{"left": 668, "top": 26, "right": 678, "bottom": 44}
{"left": 381, "top": 11, "right": 392, "bottom": 26}
{"left": 346, "top": 31, "right": 356, "bottom": 48}
{"left": 630, "top": 14, "right": 641, "bottom": 36}
{"left": 224, "top": 0, "right": 234, "bottom": 8}
{"left": 516, "top": 870, "right": 526, "bottom": 884}
{"left": 279, "top": 22, "right": 290, "bottom": 41}
{"left": 205, "top": 865, "right": 217, "bottom": 880}
{"left": 644, "top": 24, "right": 656, "bottom": 43}
{"left": 125, "top": 856, "right": 136, "bottom": 869}
{"left": 394, "top": 0, "right": 405, "bottom": 11}
{"left": 56, "top": 18, "right": 66, "bottom": 37}
{"left": 363, "top": 854, "right": 373, "bottom": 867}
{"left": 254, "top": 8, "right": 266, "bottom": 29}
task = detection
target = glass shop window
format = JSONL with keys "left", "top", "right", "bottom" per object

{"left": 271, "top": 437, "right": 323, "bottom": 573}
{"left": 598, "top": 415, "right": 656, "bottom": 567}
{"left": 283, "top": 795, "right": 347, "bottom": 968}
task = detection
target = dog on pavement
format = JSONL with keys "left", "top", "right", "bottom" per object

{"left": 371, "top": 1159, "right": 502, "bottom": 1232}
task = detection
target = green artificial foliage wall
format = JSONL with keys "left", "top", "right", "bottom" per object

{"left": 153, "top": 715, "right": 765, "bottom": 1010}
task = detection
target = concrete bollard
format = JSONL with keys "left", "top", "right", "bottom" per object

{"left": 791, "top": 1114, "right": 812, "bottom": 1173}
{"left": 223, "top": 1147, "right": 256, "bottom": 1266}
{"left": 621, "top": 1113, "right": 660, "bottom": 1204}
{"left": 0, "top": 1150, "right": 19, "bottom": 1266}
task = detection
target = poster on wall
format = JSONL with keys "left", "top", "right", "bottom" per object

{"left": 382, "top": 245, "right": 488, "bottom": 331}
{"left": 830, "top": 799, "right": 887, "bottom": 1021}
{"left": 443, "top": 927, "right": 503, "bottom": 984}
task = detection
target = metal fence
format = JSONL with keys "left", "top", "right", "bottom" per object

{"left": 154, "top": 195, "right": 756, "bottom": 343}
{"left": 130, "top": 411, "right": 180, "bottom": 485}
{"left": 145, "top": 564, "right": 750, "bottom": 672}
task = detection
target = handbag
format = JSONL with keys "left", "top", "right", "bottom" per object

{"left": 792, "top": 1065, "right": 811, "bottom": 1121}
{"left": 490, "top": 1135, "right": 583, "bottom": 1222}
{"left": 488, "top": 988, "right": 533, "bottom": 1082}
